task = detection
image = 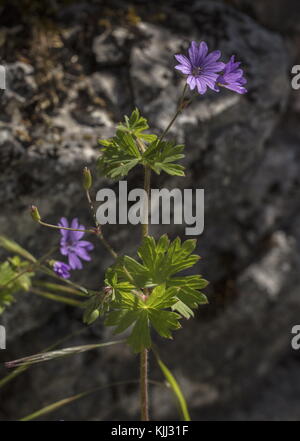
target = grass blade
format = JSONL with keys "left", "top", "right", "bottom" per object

{"left": 30, "top": 288, "right": 84, "bottom": 307}
{"left": 6, "top": 340, "right": 125, "bottom": 368}
{"left": 19, "top": 379, "right": 164, "bottom": 421}
{"left": 0, "top": 326, "right": 92, "bottom": 389}
{"left": 33, "top": 281, "right": 87, "bottom": 297}
{"left": 0, "top": 236, "right": 36, "bottom": 263}
{"left": 154, "top": 350, "right": 191, "bottom": 421}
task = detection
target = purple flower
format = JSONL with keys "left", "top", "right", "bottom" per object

{"left": 175, "top": 41, "right": 225, "bottom": 95}
{"left": 58, "top": 217, "right": 94, "bottom": 270}
{"left": 215, "top": 55, "right": 247, "bottom": 94}
{"left": 53, "top": 261, "right": 71, "bottom": 279}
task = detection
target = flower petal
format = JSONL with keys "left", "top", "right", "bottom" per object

{"left": 203, "top": 62, "right": 225, "bottom": 72}
{"left": 74, "top": 247, "right": 92, "bottom": 261}
{"left": 187, "top": 75, "right": 196, "bottom": 90}
{"left": 196, "top": 78, "right": 207, "bottom": 95}
{"left": 175, "top": 64, "right": 192, "bottom": 74}
{"left": 58, "top": 217, "right": 70, "bottom": 240}
{"left": 59, "top": 217, "right": 69, "bottom": 228}
{"left": 174, "top": 54, "right": 192, "bottom": 68}
{"left": 203, "top": 50, "right": 221, "bottom": 64}
{"left": 200, "top": 74, "right": 218, "bottom": 89}
{"left": 188, "top": 41, "right": 200, "bottom": 66}
{"left": 77, "top": 240, "right": 94, "bottom": 250}
{"left": 68, "top": 253, "right": 83, "bottom": 270}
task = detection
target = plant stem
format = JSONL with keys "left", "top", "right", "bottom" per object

{"left": 140, "top": 347, "right": 149, "bottom": 421}
{"left": 140, "top": 163, "right": 151, "bottom": 421}
{"left": 85, "top": 188, "right": 119, "bottom": 260}
{"left": 142, "top": 165, "right": 151, "bottom": 239}
{"left": 38, "top": 220, "right": 93, "bottom": 234}
{"left": 158, "top": 83, "right": 188, "bottom": 145}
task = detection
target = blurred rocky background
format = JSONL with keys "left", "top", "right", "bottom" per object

{"left": 0, "top": 0, "right": 300, "bottom": 421}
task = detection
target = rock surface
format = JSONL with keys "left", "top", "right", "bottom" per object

{"left": 0, "top": 0, "right": 299, "bottom": 421}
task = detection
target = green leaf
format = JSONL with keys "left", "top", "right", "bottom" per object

{"left": 97, "top": 130, "right": 141, "bottom": 180}
{"left": 103, "top": 235, "right": 208, "bottom": 351}
{"left": 0, "top": 257, "right": 34, "bottom": 314}
{"left": 127, "top": 309, "right": 151, "bottom": 353}
{"left": 145, "top": 285, "right": 177, "bottom": 309}
{"left": 0, "top": 236, "right": 36, "bottom": 263}
{"left": 98, "top": 109, "right": 158, "bottom": 180}
{"left": 105, "top": 309, "right": 138, "bottom": 334}
{"left": 168, "top": 276, "right": 209, "bottom": 309}
{"left": 149, "top": 309, "right": 181, "bottom": 339}
{"left": 142, "top": 139, "right": 185, "bottom": 176}
{"left": 171, "top": 300, "right": 194, "bottom": 319}
{"left": 117, "top": 108, "right": 157, "bottom": 143}
{"left": 136, "top": 236, "right": 200, "bottom": 283}
{"left": 105, "top": 284, "right": 181, "bottom": 353}
{"left": 154, "top": 351, "right": 191, "bottom": 421}
{"left": 83, "top": 289, "right": 114, "bottom": 325}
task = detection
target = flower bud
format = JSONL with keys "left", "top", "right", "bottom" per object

{"left": 83, "top": 167, "right": 92, "bottom": 190}
{"left": 30, "top": 205, "right": 41, "bottom": 222}
{"left": 84, "top": 309, "right": 99, "bottom": 325}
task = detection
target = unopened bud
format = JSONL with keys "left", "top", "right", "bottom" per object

{"left": 30, "top": 205, "right": 41, "bottom": 222}
{"left": 83, "top": 167, "right": 92, "bottom": 190}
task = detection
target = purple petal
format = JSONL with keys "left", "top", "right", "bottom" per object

{"left": 70, "top": 229, "right": 85, "bottom": 241}
{"left": 204, "top": 50, "right": 221, "bottom": 64}
{"left": 174, "top": 54, "right": 191, "bottom": 68}
{"left": 53, "top": 261, "right": 71, "bottom": 279}
{"left": 60, "top": 243, "right": 69, "bottom": 256}
{"left": 187, "top": 75, "right": 196, "bottom": 90}
{"left": 74, "top": 247, "right": 92, "bottom": 261}
{"left": 200, "top": 74, "right": 218, "bottom": 89}
{"left": 175, "top": 64, "right": 192, "bottom": 74}
{"left": 77, "top": 240, "right": 94, "bottom": 250}
{"left": 69, "top": 218, "right": 85, "bottom": 241}
{"left": 198, "top": 41, "right": 208, "bottom": 63}
{"left": 196, "top": 78, "right": 207, "bottom": 95}
{"left": 204, "top": 62, "right": 225, "bottom": 72}
{"left": 59, "top": 217, "right": 69, "bottom": 228}
{"left": 71, "top": 218, "right": 79, "bottom": 229}
{"left": 58, "top": 217, "right": 70, "bottom": 240}
{"left": 188, "top": 41, "right": 200, "bottom": 66}
{"left": 225, "top": 83, "right": 247, "bottom": 94}
{"left": 68, "top": 253, "right": 83, "bottom": 270}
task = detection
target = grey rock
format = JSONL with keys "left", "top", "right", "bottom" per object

{"left": 0, "top": 0, "right": 298, "bottom": 421}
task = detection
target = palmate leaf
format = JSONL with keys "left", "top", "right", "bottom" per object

{"left": 102, "top": 236, "right": 208, "bottom": 351}
{"left": 97, "top": 109, "right": 185, "bottom": 180}
{"left": 98, "top": 130, "right": 141, "bottom": 179}
{"left": 0, "top": 256, "right": 34, "bottom": 314}
{"left": 142, "top": 139, "right": 185, "bottom": 176}
{"left": 117, "top": 108, "right": 157, "bottom": 143}
{"left": 107, "top": 235, "right": 208, "bottom": 321}
{"left": 105, "top": 284, "right": 181, "bottom": 353}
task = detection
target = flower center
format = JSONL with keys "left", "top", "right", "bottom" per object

{"left": 192, "top": 66, "right": 202, "bottom": 76}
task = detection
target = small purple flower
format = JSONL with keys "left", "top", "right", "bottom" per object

{"left": 215, "top": 55, "right": 247, "bottom": 94}
{"left": 58, "top": 217, "right": 94, "bottom": 270}
{"left": 53, "top": 261, "right": 71, "bottom": 279}
{"left": 175, "top": 41, "right": 225, "bottom": 95}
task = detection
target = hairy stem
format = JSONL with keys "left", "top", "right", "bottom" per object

{"left": 140, "top": 163, "right": 151, "bottom": 421}
{"left": 140, "top": 347, "right": 149, "bottom": 421}
{"left": 158, "top": 83, "right": 188, "bottom": 145}
{"left": 38, "top": 220, "right": 93, "bottom": 234}
{"left": 142, "top": 165, "right": 151, "bottom": 239}
{"left": 85, "top": 188, "right": 118, "bottom": 260}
